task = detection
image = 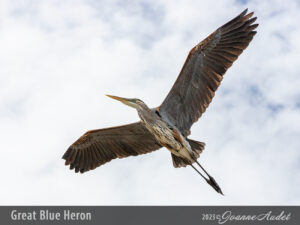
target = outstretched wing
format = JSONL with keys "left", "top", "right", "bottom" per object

{"left": 159, "top": 9, "right": 258, "bottom": 136}
{"left": 62, "top": 122, "right": 161, "bottom": 173}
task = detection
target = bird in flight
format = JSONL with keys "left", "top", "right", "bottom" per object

{"left": 63, "top": 9, "right": 258, "bottom": 195}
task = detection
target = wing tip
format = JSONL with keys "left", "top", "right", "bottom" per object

{"left": 220, "top": 8, "right": 257, "bottom": 31}
{"left": 241, "top": 8, "right": 248, "bottom": 16}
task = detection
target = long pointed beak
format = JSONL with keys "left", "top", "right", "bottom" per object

{"left": 106, "top": 94, "right": 129, "bottom": 103}
{"left": 106, "top": 95, "right": 137, "bottom": 109}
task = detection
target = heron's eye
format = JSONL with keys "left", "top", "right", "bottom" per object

{"left": 136, "top": 99, "right": 143, "bottom": 103}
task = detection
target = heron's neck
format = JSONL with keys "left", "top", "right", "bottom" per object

{"left": 136, "top": 104, "right": 155, "bottom": 123}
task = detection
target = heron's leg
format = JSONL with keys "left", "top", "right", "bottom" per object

{"left": 189, "top": 164, "right": 208, "bottom": 181}
{"left": 195, "top": 161, "right": 211, "bottom": 177}
{"left": 195, "top": 160, "right": 223, "bottom": 195}
{"left": 182, "top": 158, "right": 223, "bottom": 195}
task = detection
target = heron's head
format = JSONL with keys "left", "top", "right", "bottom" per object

{"left": 106, "top": 95, "right": 146, "bottom": 109}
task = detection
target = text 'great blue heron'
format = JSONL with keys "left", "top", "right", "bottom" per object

{"left": 63, "top": 9, "right": 258, "bottom": 195}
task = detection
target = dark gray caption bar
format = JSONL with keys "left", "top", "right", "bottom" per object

{"left": 0, "top": 206, "right": 299, "bottom": 225}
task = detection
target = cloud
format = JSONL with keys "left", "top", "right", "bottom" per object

{"left": 0, "top": 0, "right": 299, "bottom": 205}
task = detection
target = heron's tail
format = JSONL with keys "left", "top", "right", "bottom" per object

{"left": 171, "top": 139, "right": 205, "bottom": 168}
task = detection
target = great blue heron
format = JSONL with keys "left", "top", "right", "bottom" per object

{"left": 63, "top": 9, "right": 258, "bottom": 195}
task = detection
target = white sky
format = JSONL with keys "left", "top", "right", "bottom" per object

{"left": 0, "top": 0, "right": 300, "bottom": 205}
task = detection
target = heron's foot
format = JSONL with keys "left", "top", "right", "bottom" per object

{"left": 207, "top": 176, "right": 224, "bottom": 195}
